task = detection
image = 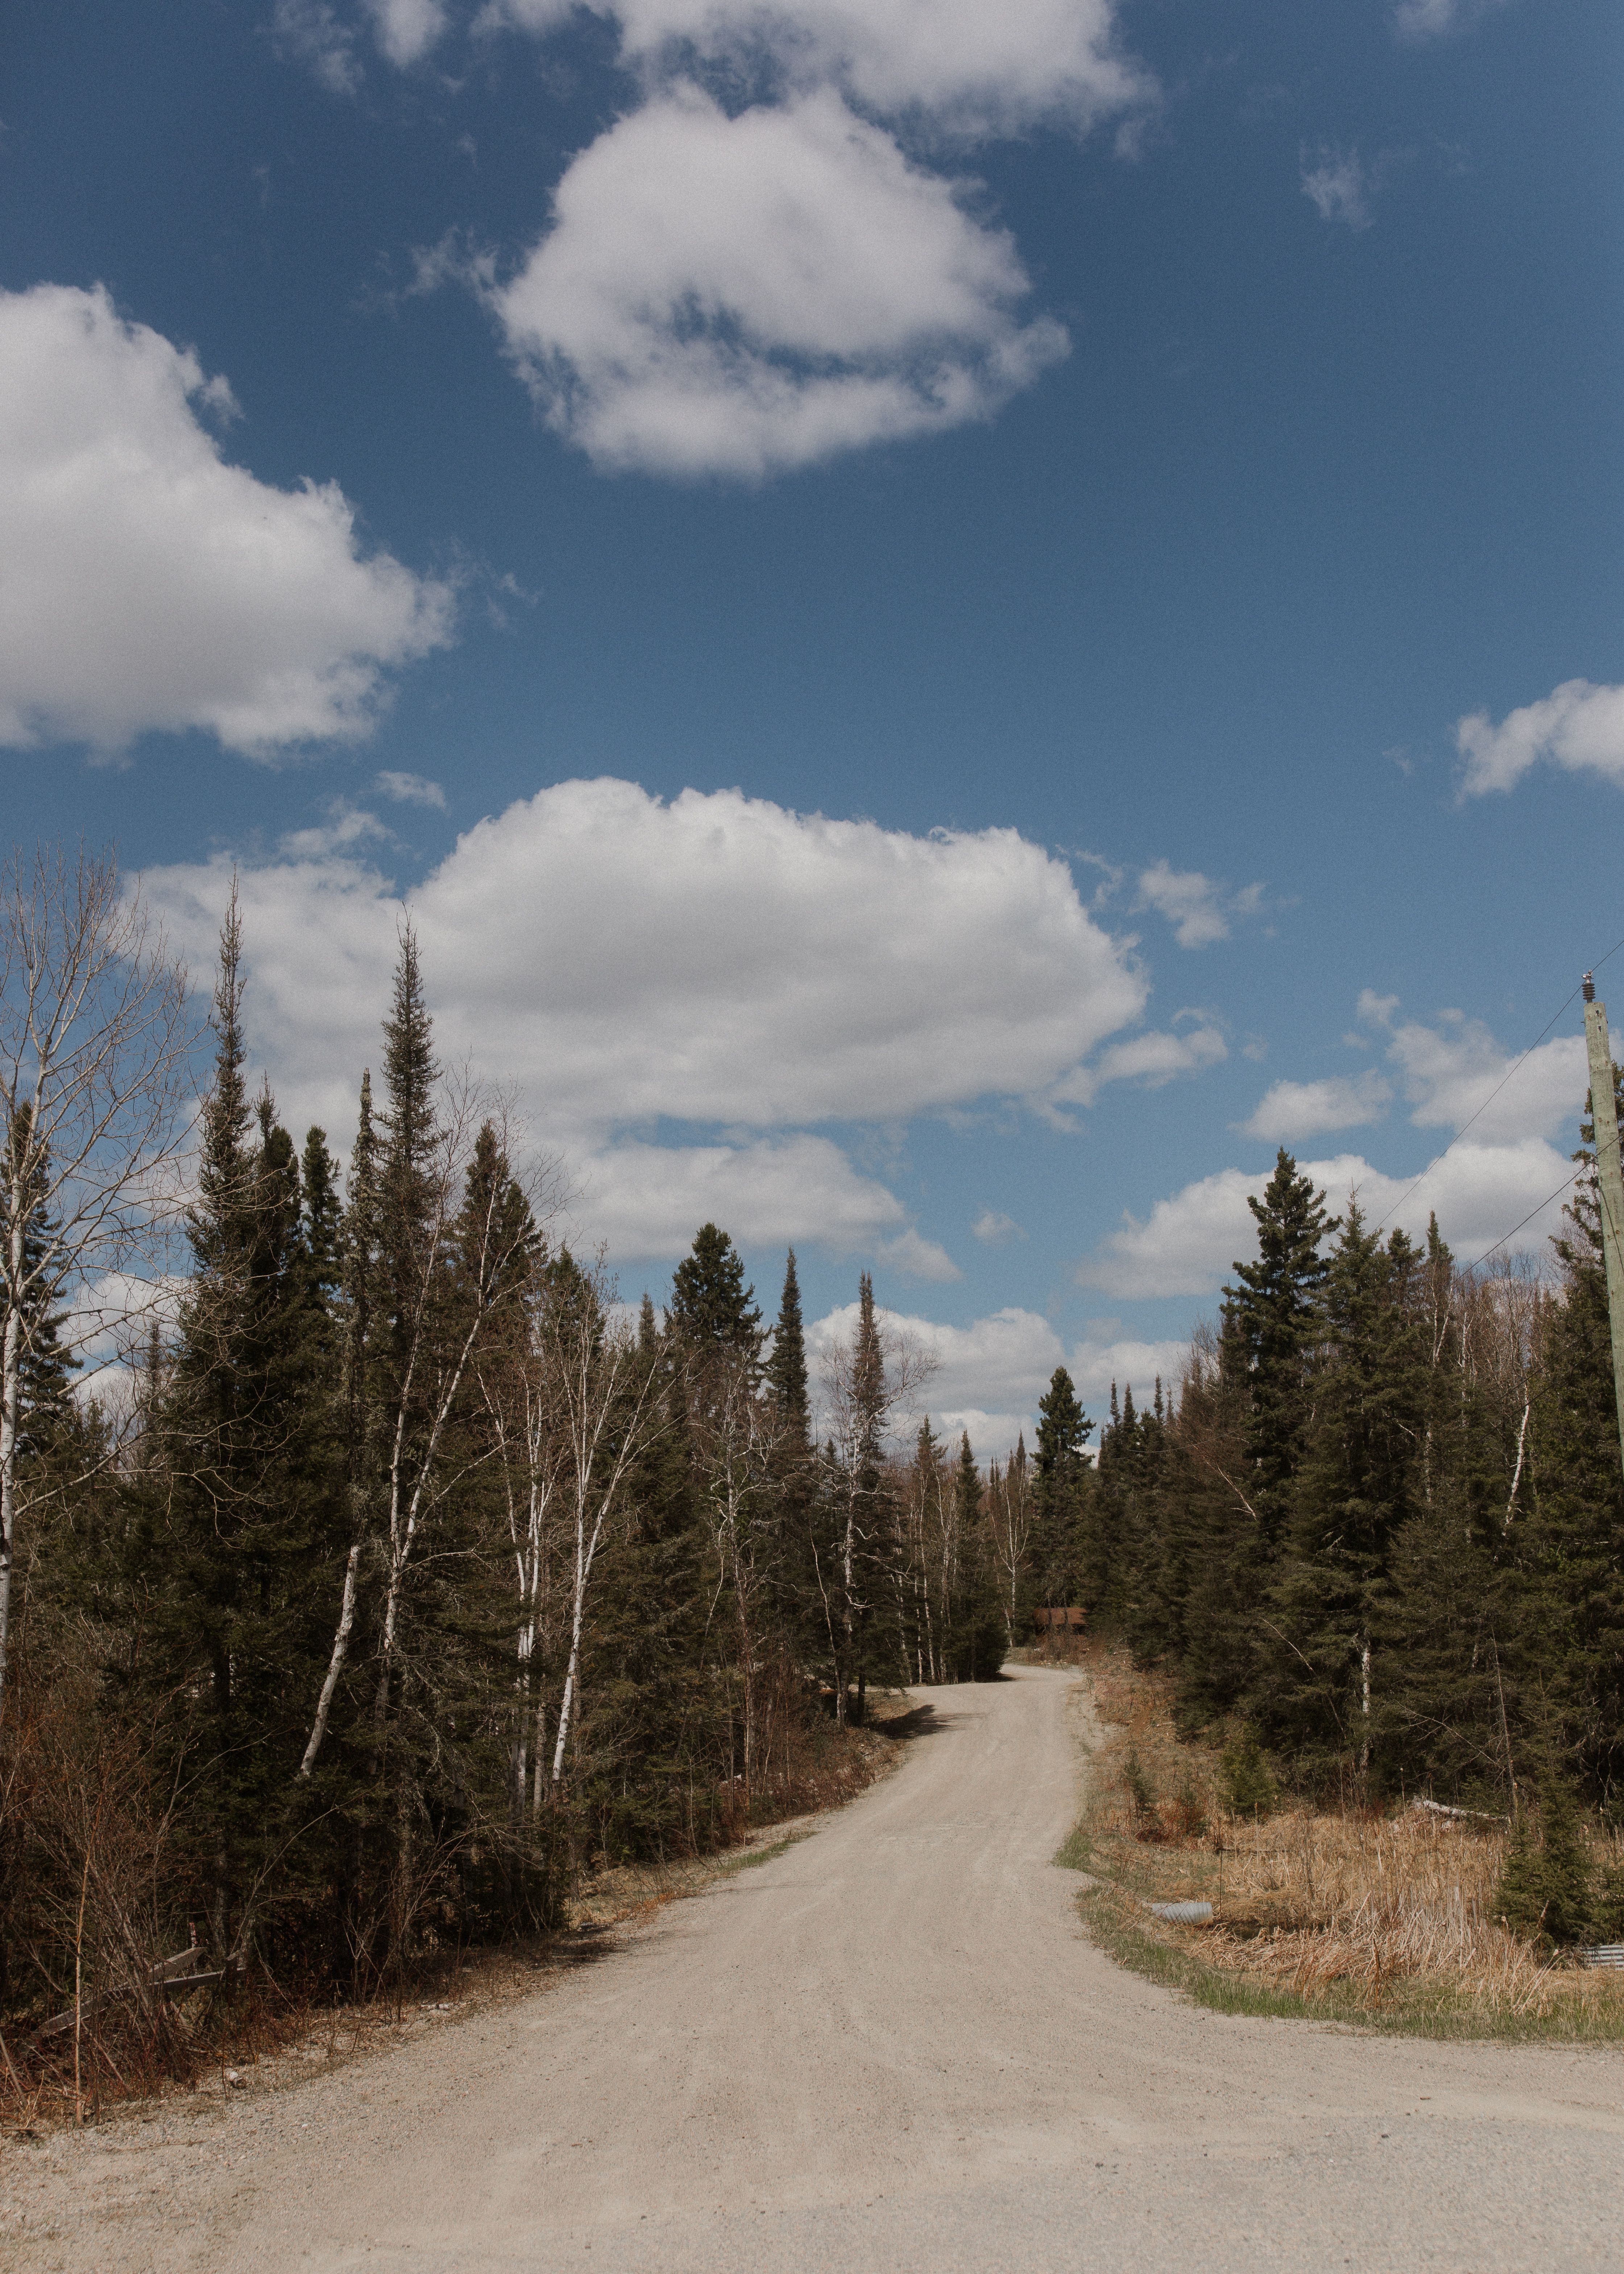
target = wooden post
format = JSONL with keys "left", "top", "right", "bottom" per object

{"left": 1581, "top": 976, "right": 1624, "bottom": 1479}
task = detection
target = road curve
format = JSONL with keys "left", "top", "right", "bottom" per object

{"left": 12, "top": 1667, "right": 1623, "bottom": 2271}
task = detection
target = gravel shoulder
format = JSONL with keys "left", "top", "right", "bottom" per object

{"left": 6, "top": 1667, "right": 1622, "bottom": 2274}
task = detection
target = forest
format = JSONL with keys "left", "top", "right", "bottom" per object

{"left": 2, "top": 847, "right": 1621, "bottom": 2064}
{"left": 1054, "top": 1141, "right": 1624, "bottom": 1882}
{"left": 0, "top": 858, "right": 1009, "bottom": 2051}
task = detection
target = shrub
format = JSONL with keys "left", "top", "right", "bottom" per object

{"left": 1494, "top": 1775, "right": 1595, "bottom": 1948}
{"left": 1122, "top": 1750, "right": 1155, "bottom": 1822}
{"left": 1221, "top": 1728, "right": 1278, "bottom": 1820}
{"left": 1172, "top": 1777, "right": 1209, "bottom": 1840}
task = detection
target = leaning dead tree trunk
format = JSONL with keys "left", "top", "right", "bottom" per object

{"left": 0, "top": 848, "right": 193, "bottom": 1719}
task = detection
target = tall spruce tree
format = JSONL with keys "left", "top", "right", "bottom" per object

{"left": 766, "top": 1248, "right": 809, "bottom": 1444}
{"left": 1031, "top": 1367, "right": 1091, "bottom": 1616}
{"left": 143, "top": 896, "right": 342, "bottom": 1952}
{"left": 668, "top": 1224, "right": 763, "bottom": 1355}
{"left": 1517, "top": 1068, "right": 1624, "bottom": 1806}
{"left": 948, "top": 1431, "right": 1006, "bottom": 1681}
{"left": 1263, "top": 1208, "right": 1426, "bottom": 1778}
{"left": 1225, "top": 1150, "right": 1337, "bottom": 1551}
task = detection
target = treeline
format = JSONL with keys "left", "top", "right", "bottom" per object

{"left": 1026, "top": 1132, "right": 1624, "bottom": 1830}
{"left": 0, "top": 890, "right": 1010, "bottom": 2035}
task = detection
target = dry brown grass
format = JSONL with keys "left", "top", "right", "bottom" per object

{"left": 1072, "top": 1640, "right": 1624, "bottom": 2035}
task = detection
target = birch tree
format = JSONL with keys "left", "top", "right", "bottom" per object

{"left": 0, "top": 848, "right": 192, "bottom": 1718}
{"left": 542, "top": 1255, "right": 667, "bottom": 1789}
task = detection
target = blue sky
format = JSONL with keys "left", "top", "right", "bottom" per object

{"left": 4, "top": 0, "right": 1621, "bottom": 1449}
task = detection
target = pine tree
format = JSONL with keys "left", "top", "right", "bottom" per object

{"left": 140, "top": 898, "right": 344, "bottom": 1953}
{"left": 947, "top": 1432, "right": 1006, "bottom": 1681}
{"left": 1171, "top": 1310, "right": 1267, "bottom": 1729}
{"left": 669, "top": 1224, "right": 763, "bottom": 1355}
{"left": 1031, "top": 1367, "right": 1091, "bottom": 1616}
{"left": 766, "top": 1249, "right": 809, "bottom": 1445}
{"left": 1225, "top": 1150, "right": 1337, "bottom": 1550}
{"left": 1262, "top": 1209, "right": 1426, "bottom": 1779}
{"left": 376, "top": 926, "right": 442, "bottom": 1360}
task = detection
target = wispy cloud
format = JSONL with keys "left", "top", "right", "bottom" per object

{"left": 1053, "top": 1020, "right": 1228, "bottom": 1112}
{"left": 1134, "top": 861, "right": 1266, "bottom": 948}
{"left": 271, "top": 0, "right": 361, "bottom": 95}
{"left": 1301, "top": 145, "right": 1372, "bottom": 231}
{"left": 1393, "top": 0, "right": 1511, "bottom": 45}
{"left": 376, "top": 769, "right": 447, "bottom": 808}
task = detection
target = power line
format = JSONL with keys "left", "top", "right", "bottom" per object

{"left": 1371, "top": 925, "right": 1624, "bottom": 1239}
{"left": 1470, "top": 1169, "right": 1581, "bottom": 1268}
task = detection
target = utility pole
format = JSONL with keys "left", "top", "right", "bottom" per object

{"left": 1581, "top": 973, "right": 1624, "bottom": 1477}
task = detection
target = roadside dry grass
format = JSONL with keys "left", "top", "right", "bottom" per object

{"left": 1064, "top": 1641, "right": 1624, "bottom": 2041}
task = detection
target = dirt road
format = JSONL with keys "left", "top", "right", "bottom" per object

{"left": 8, "top": 1666, "right": 1622, "bottom": 2271}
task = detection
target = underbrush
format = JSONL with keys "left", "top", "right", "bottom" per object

{"left": 0, "top": 1705, "right": 903, "bottom": 2134}
{"left": 1064, "top": 1641, "right": 1624, "bottom": 2041}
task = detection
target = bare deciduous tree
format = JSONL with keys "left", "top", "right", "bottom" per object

{"left": 984, "top": 1438, "right": 1035, "bottom": 1646}
{"left": 0, "top": 849, "right": 194, "bottom": 1715}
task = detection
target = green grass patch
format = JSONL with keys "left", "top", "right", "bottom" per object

{"left": 714, "top": 1833, "right": 806, "bottom": 1876}
{"left": 1052, "top": 1823, "right": 1093, "bottom": 1873}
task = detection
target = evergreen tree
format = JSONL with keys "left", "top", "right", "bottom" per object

{"left": 668, "top": 1224, "right": 762, "bottom": 1355}
{"left": 765, "top": 1248, "right": 809, "bottom": 1444}
{"left": 1262, "top": 1209, "right": 1427, "bottom": 1778}
{"left": 947, "top": 1432, "right": 1006, "bottom": 1681}
{"left": 139, "top": 897, "right": 344, "bottom": 1952}
{"left": 1519, "top": 1235, "right": 1624, "bottom": 1803}
{"left": 1225, "top": 1150, "right": 1337, "bottom": 1550}
{"left": 1031, "top": 1367, "right": 1091, "bottom": 1614}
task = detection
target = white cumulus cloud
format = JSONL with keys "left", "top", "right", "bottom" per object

{"left": 1077, "top": 1137, "right": 1576, "bottom": 1301}
{"left": 0, "top": 284, "right": 454, "bottom": 756}
{"left": 1239, "top": 1070, "right": 1392, "bottom": 1143}
{"left": 1456, "top": 680, "right": 1624, "bottom": 796}
{"left": 1359, "top": 991, "right": 1585, "bottom": 1143}
{"left": 483, "top": 0, "right": 1151, "bottom": 137}
{"left": 571, "top": 1134, "right": 907, "bottom": 1264}
{"left": 141, "top": 778, "right": 1147, "bottom": 1262}
{"left": 807, "top": 1298, "right": 1186, "bottom": 1460}
{"left": 491, "top": 87, "right": 1069, "bottom": 478}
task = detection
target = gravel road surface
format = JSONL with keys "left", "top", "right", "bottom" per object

{"left": 7, "top": 1665, "right": 1621, "bottom": 2272}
